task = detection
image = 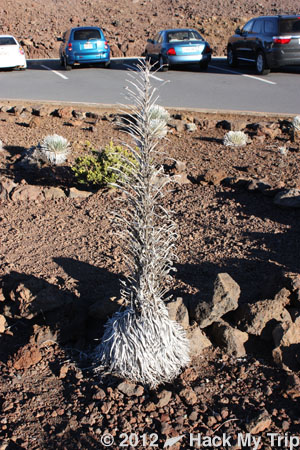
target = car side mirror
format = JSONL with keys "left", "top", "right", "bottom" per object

{"left": 147, "top": 39, "right": 154, "bottom": 44}
{"left": 235, "top": 27, "right": 241, "bottom": 35}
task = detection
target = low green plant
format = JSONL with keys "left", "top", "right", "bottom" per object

{"left": 72, "top": 141, "right": 136, "bottom": 187}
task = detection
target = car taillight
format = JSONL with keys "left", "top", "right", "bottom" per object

{"left": 68, "top": 43, "right": 72, "bottom": 51}
{"left": 104, "top": 41, "right": 108, "bottom": 49}
{"left": 273, "top": 36, "right": 291, "bottom": 44}
{"left": 19, "top": 46, "right": 25, "bottom": 55}
{"left": 204, "top": 45, "right": 212, "bottom": 54}
{"left": 167, "top": 48, "right": 176, "bottom": 56}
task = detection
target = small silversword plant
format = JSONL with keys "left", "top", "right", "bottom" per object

{"left": 40, "top": 134, "right": 70, "bottom": 165}
{"left": 94, "top": 61, "right": 190, "bottom": 388}
{"left": 292, "top": 115, "right": 300, "bottom": 131}
{"left": 148, "top": 104, "right": 170, "bottom": 139}
{"left": 224, "top": 130, "right": 248, "bottom": 147}
{"left": 278, "top": 146, "right": 287, "bottom": 156}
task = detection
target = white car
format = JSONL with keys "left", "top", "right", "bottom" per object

{"left": 0, "top": 35, "right": 27, "bottom": 70}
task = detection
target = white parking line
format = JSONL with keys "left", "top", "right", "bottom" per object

{"left": 124, "top": 63, "right": 164, "bottom": 82}
{"left": 40, "top": 65, "right": 68, "bottom": 80}
{"left": 210, "top": 64, "right": 277, "bottom": 85}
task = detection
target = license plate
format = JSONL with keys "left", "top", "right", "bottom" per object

{"left": 182, "top": 46, "right": 198, "bottom": 53}
{"left": 84, "top": 43, "right": 93, "bottom": 49}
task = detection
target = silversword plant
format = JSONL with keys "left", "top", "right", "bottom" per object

{"left": 94, "top": 61, "right": 190, "bottom": 388}
{"left": 292, "top": 115, "right": 300, "bottom": 131}
{"left": 223, "top": 130, "right": 248, "bottom": 147}
{"left": 148, "top": 104, "right": 170, "bottom": 139}
{"left": 39, "top": 134, "right": 70, "bottom": 165}
{"left": 278, "top": 146, "right": 287, "bottom": 156}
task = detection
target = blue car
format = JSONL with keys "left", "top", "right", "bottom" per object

{"left": 58, "top": 26, "right": 110, "bottom": 70}
{"left": 144, "top": 28, "right": 212, "bottom": 71}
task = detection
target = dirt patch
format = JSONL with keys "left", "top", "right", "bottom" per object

{"left": 1, "top": 101, "right": 300, "bottom": 448}
{"left": 0, "top": 0, "right": 298, "bottom": 60}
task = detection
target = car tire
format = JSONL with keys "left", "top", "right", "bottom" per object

{"left": 159, "top": 55, "right": 168, "bottom": 72}
{"left": 63, "top": 56, "right": 72, "bottom": 71}
{"left": 199, "top": 60, "right": 209, "bottom": 71}
{"left": 256, "top": 51, "right": 270, "bottom": 75}
{"left": 227, "top": 46, "right": 238, "bottom": 67}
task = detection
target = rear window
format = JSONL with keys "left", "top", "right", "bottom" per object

{"left": 73, "top": 29, "right": 101, "bottom": 41}
{"left": 0, "top": 37, "right": 17, "bottom": 45}
{"left": 167, "top": 30, "right": 202, "bottom": 42}
{"left": 279, "top": 18, "right": 300, "bottom": 34}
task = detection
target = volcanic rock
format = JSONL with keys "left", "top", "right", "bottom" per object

{"left": 167, "top": 297, "right": 189, "bottom": 329}
{"left": 210, "top": 320, "right": 248, "bottom": 357}
{"left": 235, "top": 288, "right": 291, "bottom": 340}
{"left": 194, "top": 273, "right": 240, "bottom": 328}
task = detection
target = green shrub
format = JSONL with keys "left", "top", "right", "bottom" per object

{"left": 72, "top": 141, "right": 136, "bottom": 187}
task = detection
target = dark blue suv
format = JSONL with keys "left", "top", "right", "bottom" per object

{"left": 227, "top": 15, "right": 300, "bottom": 75}
{"left": 59, "top": 26, "right": 110, "bottom": 70}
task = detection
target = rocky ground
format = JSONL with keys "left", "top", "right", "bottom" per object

{"left": 0, "top": 0, "right": 299, "bottom": 60}
{"left": 1, "top": 100, "right": 300, "bottom": 449}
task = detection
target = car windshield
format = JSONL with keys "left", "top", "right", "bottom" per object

{"left": 167, "top": 30, "right": 202, "bottom": 42}
{"left": 0, "top": 37, "right": 17, "bottom": 46}
{"left": 73, "top": 29, "right": 101, "bottom": 40}
{"left": 279, "top": 18, "right": 300, "bottom": 34}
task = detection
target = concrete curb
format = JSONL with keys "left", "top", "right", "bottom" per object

{"left": 0, "top": 98, "right": 294, "bottom": 119}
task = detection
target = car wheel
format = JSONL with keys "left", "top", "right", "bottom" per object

{"left": 159, "top": 55, "right": 168, "bottom": 72}
{"left": 63, "top": 56, "right": 72, "bottom": 71}
{"left": 199, "top": 60, "right": 208, "bottom": 71}
{"left": 227, "top": 46, "right": 238, "bottom": 67}
{"left": 256, "top": 51, "right": 270, "bottom": 75}
{"left": 98, "top": 61, "right": 110, "bottom": 68}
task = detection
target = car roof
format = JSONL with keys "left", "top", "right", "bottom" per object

{"left": 70, "top": 26, "right": 102, "bottom": 31}
{"left": 249, "top": 15, "right": 300, "bottom": 20}
{"left": 159, "top": 28, "right": 197, "bottom": 33}
{"left": 0, "top": 35, "right": 17, "bottom": 38}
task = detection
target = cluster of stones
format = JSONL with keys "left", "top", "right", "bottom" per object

{"left": 1, "top": 271, "right": 300, "bottom": 372}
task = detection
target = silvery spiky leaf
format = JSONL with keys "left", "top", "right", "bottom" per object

{"left": 94, "top": 60, "right": 190, "bottom": 387}
{"left": 97, "top": 306, "right": 190, "bottom": 387}
{"left": 40, "top": 134, "right": 70, "bottom": 165}
{"left": 292, "top": 115, "right": 300, "bottom": 131}
{"left": 223, "top": 130, "right": 249, "bottom": 147}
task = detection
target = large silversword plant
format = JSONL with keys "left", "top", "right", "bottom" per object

{"left": 94, "top": 61, "right": 190, "bottom": 388}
